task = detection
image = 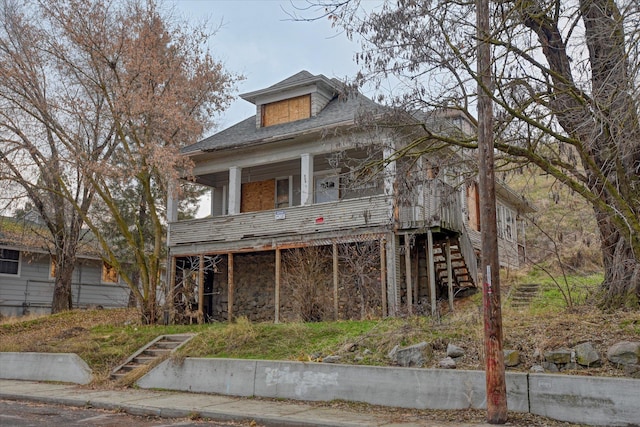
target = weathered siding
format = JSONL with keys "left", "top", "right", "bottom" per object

{"left": 169, "top": 195, "right": 392, "bottom": 252}
{"left": 0, "top": 252, "right": 129, "bottom": 317}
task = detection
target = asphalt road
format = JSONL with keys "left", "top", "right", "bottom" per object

{"left": 0, "top": 400, "right": 261, "bottom": 427}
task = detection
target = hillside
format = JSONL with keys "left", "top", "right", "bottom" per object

{"left": 1, "top": 276, "right": 638, "bottom": 383}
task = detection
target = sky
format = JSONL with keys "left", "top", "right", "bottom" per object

{"left": 171, "top": 0, "right": 368, "bottom": 133}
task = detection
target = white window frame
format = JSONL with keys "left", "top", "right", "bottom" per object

{"left": 275, "top": 176, "right": 293, "bottom": 208}
{"left": 314, "top": 171, "right": 340, "bottom": 204}
{"left": 0, "top": 247, "right": 21, "bottom": 277}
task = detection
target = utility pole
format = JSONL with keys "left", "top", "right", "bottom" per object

{"left": 476, "top": 0, "right": 508, "bottom": 423}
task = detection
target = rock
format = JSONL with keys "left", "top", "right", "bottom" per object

{"left": 542, "top": 362, "right": 559, "bottom": 372}
{"left": 439, "top": 357, "right": 457, "bottom": 369}
{"left": 560, "top": 362, "right": 580, "bottom": 372}
{"left": 607, "top": 341, "right": 640, "bottom": 366}
{"left": 394, "top": 341, "right": 432, "bottom": 367}
{"left": 341, "top": 342, "right": 357, "bottom": 352}
{"left": 530, "top": 364, "right": 545, "bottom": 373}
{"left": 574, "top": 342, "right": 601, "bottom": 367}
{"left": 363, "top": 349, "right": 372, "bottom": 355}
{"left": 503, "top": 349, "right": 520, "bottom": 367}
{"left": 446, "top": 343, "right": 465, "bottom": 358}
{"left": 322, "top": 355, "right": 341, "bottom": 364}
{"left": 623, "top": 364, "right": 640, "bottom": 379}
{"left": 354, "top": 356, "right": 364, "bottom": 362}
{"left": 544, "top": 348, "right": 572, "bottom": 364}
{"left": 309, "top": 352, "right": 322, "bottom": 361}
{"left": 532, "top": 348, "right": 542, "bottom": 361}
{"left": 387, "top": 345, "right": 399, "bottom": 360}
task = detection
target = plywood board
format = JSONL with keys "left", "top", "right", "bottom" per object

{"left": 241, "top": 179, "right": 275, "bottom": 213}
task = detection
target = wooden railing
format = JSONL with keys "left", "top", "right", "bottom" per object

{"left": 398, "top": 179, "right": 464, "bottom": 233}
{"left": 169, "top": 194, "right": 392, "bottom": 247}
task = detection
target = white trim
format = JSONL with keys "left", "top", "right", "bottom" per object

{"left": 0, "top": 247, "right": 21, "bottom": 277}
{"left": 314, "top": 170, "right": 340, "bottom": 204}
{"left": 275, "top": 176, "right": 293, "bottom": 208}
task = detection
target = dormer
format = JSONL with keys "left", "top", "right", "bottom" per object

{"left": 240, "top": 71, "right": 339, "bottom": 128}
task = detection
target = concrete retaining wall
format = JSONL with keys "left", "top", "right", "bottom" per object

{"left": 0, "top": 352, "right": 92, "bottom": 384}
{"left": 138, "top": 358, "right": 529, "bottom": 412}
{"left": 138, "top": 358, "right": 640, "bottom": 426}
{"left": 529, "top": 373, "right": 640, "bottom": 426}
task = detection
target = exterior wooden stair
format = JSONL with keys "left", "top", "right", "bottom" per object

{"left": 110, "top": 333, "right": 196, "bottom": 381}
{"left": 432, "top": 238, "right": 476, "bottom": 296}
{"left": 510, "top": 283, "right": 540, "bottom": 308}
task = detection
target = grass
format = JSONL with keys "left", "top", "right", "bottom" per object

{"left": 1, "top": 269, "right": 638, "bottom": 384}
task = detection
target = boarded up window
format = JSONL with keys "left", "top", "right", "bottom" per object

{"left": 102, "top": 262, "right": 118, "bottom": 284}
{"left": 262, "top": 95, "right": 311, "bottom": 127}
{"left": 467, "top": 182, "right": 480, "bottom": 231}
{"left": 241, "top": 179, "right": 276, "bottom": 213}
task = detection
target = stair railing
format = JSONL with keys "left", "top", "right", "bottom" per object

{"left": 457, "top": 222, "right": 478, "bottom": 287}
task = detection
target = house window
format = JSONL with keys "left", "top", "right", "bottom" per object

{"left": 102, "top": 262, "right": 119, "bottom": 284}
{"left": 262, "top": 95, "right": 311, "bottom": 127}
{"left": 315, "top": 173, "right": 339, "bottom": 203}
{"left": 275, "top": 176, "right": 292, "bottom": 208}
{"left": 497, "top": 204, "right": 515, "bottom": 242}
{"left": 0, "top": 248, "right": 20, "bottom": 275}
{"left": 467, "top": 182, "right": 481, "bottom": 231}
{"left": 50, "top": 256, "right": 56, "bottom": 279}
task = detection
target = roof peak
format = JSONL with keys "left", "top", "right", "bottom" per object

{"left": 240, "top": 70, "right": 339, "bottom": 104}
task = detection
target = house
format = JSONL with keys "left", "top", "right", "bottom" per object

{"left": 166, "top": 70, "right": 533, "bottom": 323}
{"left": 0, "top": 215, "right": 130, "bottom": 317}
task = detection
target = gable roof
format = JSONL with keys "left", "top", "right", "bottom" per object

{"left": 182, "top": 71, "right": 384, "bottom": 154}
{"left": 239, "top": 70, "right": 338, "bottom": 104}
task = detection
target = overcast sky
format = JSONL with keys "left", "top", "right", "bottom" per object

{"left": 172, "top": 0, "right": 367, "bottom": 132}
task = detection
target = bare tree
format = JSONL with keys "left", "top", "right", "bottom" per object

{"left": 281, "top": 246, "right": 333, "bottom": 322}
{"left": 0, "top": 0, "right": 239, "bottom": 322}
{"left": 338, "top": 241, "right": 381, "bottom": 319}
{"left": 298, "top": 0, "right": 640, "bottom": 308}
{"left": 0, "top": 0, "right": 114, "bottom": 312}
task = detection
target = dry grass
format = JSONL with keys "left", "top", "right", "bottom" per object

{"left": 1, "top": 297, "right": 638, "bottom": 379}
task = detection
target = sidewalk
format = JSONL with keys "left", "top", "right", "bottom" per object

{"left": 0, "top": 379, "right": 495, "bottom": 427}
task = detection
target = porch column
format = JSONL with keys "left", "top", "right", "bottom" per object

{"left": 169, "top": 256, "right": 177, "bottom": 324}
{"left": 383, "top": 145, "right": 398, "bottom": 225}
{"left": 227, "top": 253, "right": 234, "bottom": 322}
{"left": 167, "top": 181, "right": 179, "bottom": 254}
{"left": 404, "top": 234, "right": 413, "bottom": 315}
{"left": 228, "top": 166, "right": 242, "bottom": 215}
{"left": 301, "top": 153, "right": 314, "bottom": 205}
{"left": 427, "top": 229, "right": 437, "bottom": 316}
{"left": 275, "top": 248, "right": 281, "bottom": 323}
{"left": 198, "top": 254, "right": 204, "bottom": 324}
{"left": 380, "top": 238, "right": 388, "bottom": 317}
{"left": 385, "top": 233, "right": 398, "bottom": 316}
{"left": 332, "top": 242, "right": 339, "bottom": 320}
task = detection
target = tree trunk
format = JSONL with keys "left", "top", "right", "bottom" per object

{"left": 51, "top": 254, "right": 75, "bottom": 313}
{"left": 596, "top": 212, "right": 640, "bottom": 307}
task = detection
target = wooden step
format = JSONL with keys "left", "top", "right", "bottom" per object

{"left": 110, "top": 333, "right": 196, "bottom": 381}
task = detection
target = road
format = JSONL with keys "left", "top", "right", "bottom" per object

{"left": 0, "top": 400, "right": 261, "bottom": 427}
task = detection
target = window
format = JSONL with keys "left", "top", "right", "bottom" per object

{"left": 262, "top": 95, "right": 311, "bottom": 127}
{"left": 0, "top": 248, "right": 20, "bottom": 275}
{"left": 50, "top": 256, "right": 56, "bottom": 279}
{"left": 497, "top": 204, "right": 515, "bottom": 242}
{"left": 275, "top": 176, "right": 292, "bottom": 208}
{"left": 102, "top": 262, "right": 119, "bottom": 284}
{"left": 466, "top": 182, "right": 481, "bottom": 231}
{"left": 315, "top": 173, "right": 339, "bottom": 203}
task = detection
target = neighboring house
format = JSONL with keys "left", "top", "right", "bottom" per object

{"left": 166, "top": 70, "right": 534, "bottom": 323}
{"left": 0, "top": 215, "right": 130, "bottom": 317}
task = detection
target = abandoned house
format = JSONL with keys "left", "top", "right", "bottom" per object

{"left": 166, "top": 70, "right": 533, "bottom": 323}
{"left": 0, "top": 215, "right": 130, "bottom": 317}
